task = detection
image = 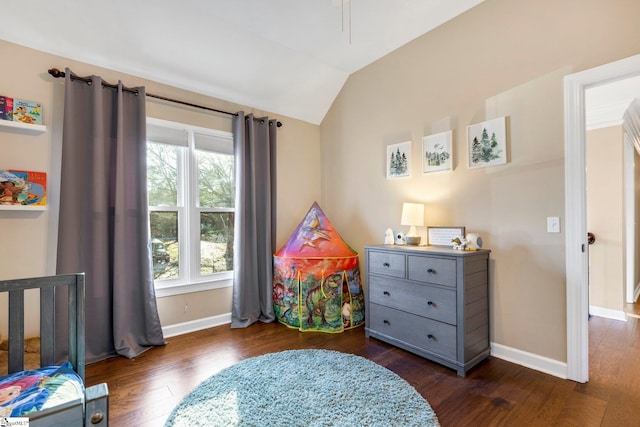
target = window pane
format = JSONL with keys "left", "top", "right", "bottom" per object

{"left": 197, "top": 150, "right": 234, "bottom": 208}
{"left": 147, "top": 120, "right": 235, "bottom": 291}
{"left": 150, "top": 211, "right": 179, "bottom": 280}
{"left": 200, "top": 212, "right": 234, "bottom": 274}
{"left": 147, "top": 142, "right": 179, "bottom": 206}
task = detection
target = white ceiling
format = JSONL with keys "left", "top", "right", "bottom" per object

{"left": 0, "top": 0, "right": 485, "bottom": 125}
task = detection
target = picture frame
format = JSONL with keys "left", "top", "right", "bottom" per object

{"left": 427, "top": 226, "right": 466, "bottom": 247}
{"left": 386, "top": 141, "right": 411, "bottom": 179}
{"left": 467, "top": 116, "right": 508, "bottom": 168}
{"left": 422, "top": 130, "right": 453, "bottom": 173}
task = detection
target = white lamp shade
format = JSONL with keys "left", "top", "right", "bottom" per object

{"left": 400, "top": 203, "right": 424, "bottom": 237}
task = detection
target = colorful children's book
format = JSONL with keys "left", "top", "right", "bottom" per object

{"left": 0, "top": 96, "right": 13, "bottom": 121}
{"left": 12, "top": 99, "right": 42, "bottom": 125}
{"left": 0, "top": 170, "right": 47, "bottom": 206}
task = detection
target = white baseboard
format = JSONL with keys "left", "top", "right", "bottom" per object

{"left": 162, "top": 313, "right": 231, "bottom": 338}
{"left": 589, "top": 305, "right": 627, "bottom": 321}
{"left": 490, "top": 342, "right": 567, "bottom": 379}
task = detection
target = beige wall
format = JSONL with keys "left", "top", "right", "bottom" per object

{"left": 0, "top": 39, "right": 321, "bottom": 336}
{"left": 320, "top": 0, "right": 640, "bottom": 362}
{"left": 586, "top": 126, "right": 624, "bottom": 312}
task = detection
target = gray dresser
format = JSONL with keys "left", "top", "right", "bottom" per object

{"left": 364, "top": 244, "right": 490, "bottom": 376}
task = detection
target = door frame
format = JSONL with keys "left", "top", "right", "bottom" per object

{"left": 565, "top": 54, "right": 640, "bottom": 383}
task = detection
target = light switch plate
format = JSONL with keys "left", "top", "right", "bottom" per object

{"left": 547, "top": 216, "right": 560, "bottom": 233}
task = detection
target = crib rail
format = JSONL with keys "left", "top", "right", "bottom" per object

{"left": 0, "top": 273, "right": 85, "bottom": 381}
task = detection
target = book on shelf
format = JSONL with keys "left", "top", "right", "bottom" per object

{"left": 12, "top": 98, "right": 42, "bottom": 125}
{"left": 0, "top": 96, "right": 13, "bottom": 121}
{"left": 0, "top": 170, "right": 47, "bottom": 206}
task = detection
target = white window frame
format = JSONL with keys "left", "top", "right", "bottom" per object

{"left": 147, "top": 117, "right": 234, "bottom": 297}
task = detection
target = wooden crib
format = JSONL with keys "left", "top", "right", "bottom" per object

{"left": 0, "top": 273, "right": 109, "bottom": 426}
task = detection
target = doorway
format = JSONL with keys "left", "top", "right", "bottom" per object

{"left": 565, "top": 54, "right": 640, "bottom": 383}
{"left": 585, "top": 80, "right": 640, "bottom": 321}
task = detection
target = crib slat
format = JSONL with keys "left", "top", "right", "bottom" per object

{"left": 40, "top": 285, "right": 56, "bottom": 366}
{"left": 8, "top": 289, "right": 25, "bottom": 374}
{"left": 75, "top": 274, "right": 86, "bottom": 381}
{"left": 68, "top": 280, "right": 78, "bottom": 379}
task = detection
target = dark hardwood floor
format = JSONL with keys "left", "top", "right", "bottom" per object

{"left": 86, "top": 315, "right": 640, "bottom": 427}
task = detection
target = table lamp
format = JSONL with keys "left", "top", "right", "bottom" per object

{"left": 401, "top": 202, "right": 424, "bottom": 245}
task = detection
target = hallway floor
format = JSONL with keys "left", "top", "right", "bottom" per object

{"left": 625, "top": 301, "right": 640, "bottom": 318}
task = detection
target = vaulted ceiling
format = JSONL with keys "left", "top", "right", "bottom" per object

{"left": 0, "top": 0, "right": 485, "bottom": 124}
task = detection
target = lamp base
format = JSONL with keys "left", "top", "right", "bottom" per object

{"left": 405, "top": 236, "right": 421, "bottom": 246}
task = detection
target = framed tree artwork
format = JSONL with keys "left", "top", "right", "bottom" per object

{"left": 467, "top": 116, "right": 508, "bottom": 168}
{"left": 386, "top": 141, "right": 411, "bottom": 179}
{"left": 422, "top": 130, "right": 453, "bottom": 173}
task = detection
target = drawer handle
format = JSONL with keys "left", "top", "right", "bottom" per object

{"left": 383, "top": 262, "right": 390, "bottom": 267}
{"left": 427, "top": 300, "right": 434, "bottom": 306}
{"left": 427, "top": 268, "right": 435, "bottom": 274}
{"left": 383, "top": 320, "right": 390, "bottom": 325}
{"left": 427, "top": 334, "right": 435, "bottom": 340}
{"left": 383, "top": 291, "right": 390, "bottom": 296}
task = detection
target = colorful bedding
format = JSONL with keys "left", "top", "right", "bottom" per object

{"left": 0, "top": 361, "right": 84, "bottom": 417}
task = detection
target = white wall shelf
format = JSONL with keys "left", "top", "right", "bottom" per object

{"left": 0, "top": 204, "right": 46, "bottom": 211}
{"left": 0, "top": 120, "right": 46, "bottom": 134}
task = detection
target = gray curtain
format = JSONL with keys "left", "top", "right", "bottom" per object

{"left": 231, "top": 112, "right": 277, "bottom": 327}
{"left": 57, "top": 69, "right": 165, "bottom": 362}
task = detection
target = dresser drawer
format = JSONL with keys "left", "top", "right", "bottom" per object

{"left": 369, "top": 303, "right": 457, "bottom": 360}
{"left": 368, "top": 251, "right": 406, "bottom": 278}
{"left": 368, "top": 276, "right": 457, "bottom": 325}
{"left": 407, "top": 255, "right": 456, "bottom": 287}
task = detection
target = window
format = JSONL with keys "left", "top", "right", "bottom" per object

{"left": 146, "top": 118, "right": 234, "bottom": 296}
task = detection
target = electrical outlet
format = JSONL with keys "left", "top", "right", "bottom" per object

{"left": 547, "top": 217, "right": 560, "bottom": 233}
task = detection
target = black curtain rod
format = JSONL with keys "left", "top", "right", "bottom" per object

{"left": 47, "top": 68, "right": 283, "bottom": 127}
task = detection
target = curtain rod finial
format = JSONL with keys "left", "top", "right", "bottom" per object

{"left": 48, "top": 68, "right": 65, "bottom": 78}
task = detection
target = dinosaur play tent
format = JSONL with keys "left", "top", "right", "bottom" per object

{"left": 273, "top": 202, "right": 365, "bottom": 332}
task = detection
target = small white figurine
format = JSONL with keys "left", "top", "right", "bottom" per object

{"left": 466, "top": 233, "right": 483, "bottom": 250}
{"left": 384, "top": 228, "right": 394, "bottom": 244}
{"left": 451, "top": 235, "right": 467, "bottom": 250}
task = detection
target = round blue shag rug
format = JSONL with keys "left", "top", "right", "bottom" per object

{"left": 164, "top": 349, "right": 440, "bottom": 427}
